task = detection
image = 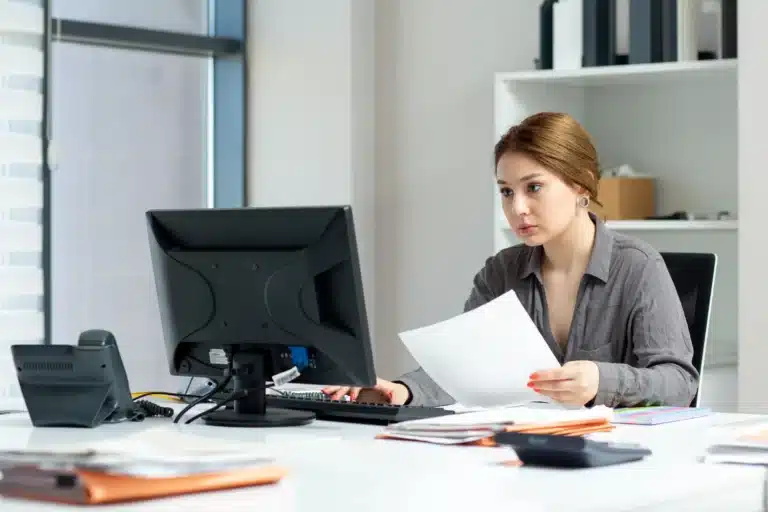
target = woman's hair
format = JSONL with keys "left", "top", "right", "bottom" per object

{"left": 494, "top": 112, "right": 601, "bottom": 205}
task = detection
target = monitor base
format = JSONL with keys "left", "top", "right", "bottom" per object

{"left": 202, "top": 407, "right": 315, "bottom": 427}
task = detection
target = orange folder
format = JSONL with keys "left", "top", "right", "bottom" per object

{"left": 0, "top": 464, "right": 288, "bottom": 505}
{"left": 502, "top": 417, "right": 615, "bottom": 435}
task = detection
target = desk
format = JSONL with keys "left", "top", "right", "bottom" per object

{"left": 0, "top": 409, "right": 765, "bottom": 511}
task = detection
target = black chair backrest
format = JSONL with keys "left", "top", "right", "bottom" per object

{"left": 660, "top": 252, "right": 717, "bottom": 407}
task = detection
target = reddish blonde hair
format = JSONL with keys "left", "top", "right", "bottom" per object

{"left": 494, "top": 112, "right": 602, "bottom": 205}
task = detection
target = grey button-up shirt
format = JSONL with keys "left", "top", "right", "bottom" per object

{"left": 397, "top": 215, "right": 699, "bottom": 408}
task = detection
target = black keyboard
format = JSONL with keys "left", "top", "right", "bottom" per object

{"left": 266, "top": 395, "right": 454, "bottom": 425}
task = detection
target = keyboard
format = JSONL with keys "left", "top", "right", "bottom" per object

{"left": 266, "top": 395, "right": 455, "bottom": 425}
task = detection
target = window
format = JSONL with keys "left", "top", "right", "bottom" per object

{"left": 51, "top": 0, "right": 209, "bottom": 35}
{"left": 44, "top": 1, "right": 245, "bottom": 392}
{"left": 0, "top": 0, "right": 45, "bottom": 354}
{"left": 50, "top": 43, "right": 209, "bottom": 390}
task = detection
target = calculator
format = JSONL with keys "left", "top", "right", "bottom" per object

{"left": 493, "top": 432, "right": 652, "bottom": 468}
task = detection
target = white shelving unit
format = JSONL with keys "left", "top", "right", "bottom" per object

{"left": 603, "top": 220, "right": 737, "bottom": 231}
{"left": 500, "top": 218, "right": 738, "bottom": 232}
{"left": 495, "top": 59, "right": 736, "bottom": 86}
{"left": 494, "top": 59, "right": 738, "bottom": 368}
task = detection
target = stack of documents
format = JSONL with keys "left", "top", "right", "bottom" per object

{"left": 377, "top": 404, "right": 614, "bottom": 445}
{"left": 0, "top": 429, "right": 287, "bottom": 505}
{"left": 703, "top": 421, "right": 768, "bottom": 465}
{"left": 398, "top": 290, "right": 561, "bottom": 408}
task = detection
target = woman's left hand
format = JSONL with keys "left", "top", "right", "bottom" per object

{"left": 528, "top": 361, "right": 600, "bottom": 406}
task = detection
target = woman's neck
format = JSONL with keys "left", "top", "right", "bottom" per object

{"left": 541, "top": 212, "right": 596, "bottom": 275}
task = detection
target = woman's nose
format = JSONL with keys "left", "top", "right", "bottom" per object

{"left": 511, "top": 195, "right": 529, "bottom": 215}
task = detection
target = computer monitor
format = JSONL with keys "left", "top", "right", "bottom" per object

{"left": 145, "top": 205, "right": 376, "bottom": 427}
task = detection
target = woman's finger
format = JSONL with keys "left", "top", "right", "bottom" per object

{"left": 529, "top": 369, "right": 564, "bottom": 382}
{"left": 530, "top": 379, "right": 574, "bottom": 393}
{"left": 330, "top": 387, "right": 350, "bottom": 400}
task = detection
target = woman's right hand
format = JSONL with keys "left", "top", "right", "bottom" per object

{"left": 322, "top": 378, "right": 411, "bottom": 405}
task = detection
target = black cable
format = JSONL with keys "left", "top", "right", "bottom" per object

{"left": 173, "top": 349, "right": 235, "bottom": 424}
{"left": 133, "top": 400, "right": 175, "bottom": 419}
{"left": 183, "top": 390, "right": 246, "bottom": 425}
{"left": 183, "top": 382, "right": 276, "bottom": 425}
{"left": 173, "top": 375, "right": 231, "bottom": 424}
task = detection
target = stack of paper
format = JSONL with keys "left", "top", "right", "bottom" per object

{"left": 0, "top": 428, "right": 287, "bottom": 505}
{"left": 704, "top": 422, "right": 768, "bottom": 465}
{"left": 377, "top": 404, "right": 614, "bottom": 446}
{"left": 398, "top": 290, "right": 561, "bottom": 408}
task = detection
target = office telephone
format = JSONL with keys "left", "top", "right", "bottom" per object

{"left": 11, "top": 329, "right": 140, "bottom": 428}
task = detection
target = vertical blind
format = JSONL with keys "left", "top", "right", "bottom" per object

{"left": 0, "top": 0, "right": 45, "bottom": 351}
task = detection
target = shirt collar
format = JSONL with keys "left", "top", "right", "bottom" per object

{"left": 517, "top": 212, "right": 613, "bottom": 283}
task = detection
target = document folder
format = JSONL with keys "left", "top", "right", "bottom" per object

{"left": 0, "top": 465, "right": 288, "bottom": 505}
{"left": 376, "top": 405, "right": 615, "bottom": 445}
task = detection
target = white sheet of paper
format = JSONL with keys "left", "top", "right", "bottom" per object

{"left": 398, "top": 289, "right": 560, "bottom": 407}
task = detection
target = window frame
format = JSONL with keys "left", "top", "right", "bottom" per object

{"left": 41, "top": 0, "right": 247, "bottom": 344}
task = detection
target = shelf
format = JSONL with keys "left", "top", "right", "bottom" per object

{"left": 496, "top": 59, "right": 736, "bottom": 87}
{"left": 500, "top": 219, "right": 737, "bottom": 232}
{"left": 605, "top": 220, "right": 737, "bottom": 231}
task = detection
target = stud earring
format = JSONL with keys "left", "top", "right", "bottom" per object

{"left": 578, "top": 196, "right": 590, "bottom": 208}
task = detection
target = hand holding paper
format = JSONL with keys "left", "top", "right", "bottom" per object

{"left": 398, "top": 290, "right": 560, "bottom": 408}
{"left": 528, "top": 360, "right": 600, "bottom": 406}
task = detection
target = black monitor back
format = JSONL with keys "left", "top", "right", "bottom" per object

{"left": 146, "top": 205, "right": 376, "bottom": 388}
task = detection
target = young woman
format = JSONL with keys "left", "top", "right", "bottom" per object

{"left": 323, "top": 112, "right": 699, "bottom": 409}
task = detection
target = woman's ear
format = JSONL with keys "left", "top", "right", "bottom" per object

{"left": 571, "top": 183, "right": 588, "bottom": 197}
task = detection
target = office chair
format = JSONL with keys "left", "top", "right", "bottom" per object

{"left": 660, "top": 252, "right": 717, "bottom": 407}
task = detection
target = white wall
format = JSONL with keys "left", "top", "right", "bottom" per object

{"left": 738, "top": 2, "right": 768, "bottom": 413}
{"left": 50, "top": 3, "right": 208, "bottom": 392}
{"left": 374, "top": 1, "right": 539, "bottom": 376}
{"left": 246, "top": 0, "right": 377, "bottom": 353}
{"left": 246, "top": 1, "right": 538, "bottom": 378}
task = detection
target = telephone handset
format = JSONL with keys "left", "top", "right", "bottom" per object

{"left": 76, "top": 329, "right": 136, "bottom": 423}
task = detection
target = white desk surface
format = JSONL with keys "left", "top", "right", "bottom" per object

{"left": 0, "top": 402, "right": 765, "bottom": 512}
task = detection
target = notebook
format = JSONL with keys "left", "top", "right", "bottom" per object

{"left": 612, "top": 406, "right": 711, "bottom": 425}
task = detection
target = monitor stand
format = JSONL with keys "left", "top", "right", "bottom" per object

{"left": 202, "top": 351, "right": 315, "bottom": 427}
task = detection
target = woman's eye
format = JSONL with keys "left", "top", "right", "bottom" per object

{"left": 528, "top": 183, "right": 542, "bottom": 193}
{"left": 499, "top": 187, "right": 512, "bottom": 198}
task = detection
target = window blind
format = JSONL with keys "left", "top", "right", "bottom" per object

{"left": 0, "top": 0, "right": 45, "bottom": 352}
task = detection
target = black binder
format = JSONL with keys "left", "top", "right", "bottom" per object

{"left": 721, "top": 0, "right": 737, "bottom": 59}
{"left": 660, "top": 0, "right": 678, "bottom": 62}
{"left": 538, "top": 0, "right": 557, "bottom": 69}
{"left": 629, "top": 0, "right": 664, "bottom": 64}
{"left": 582, "top": 0, "right": 616, "bottom": 67}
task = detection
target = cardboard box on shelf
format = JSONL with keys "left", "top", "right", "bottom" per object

{"left": 591, "top": 177, "right": 655, "bottom": 221}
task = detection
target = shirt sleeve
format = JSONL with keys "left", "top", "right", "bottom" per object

{"left": 592, "top": 255, "right": 700, "bottom": 408}
{"left": 395, "top": 257, "right": 500, "bottom": 407}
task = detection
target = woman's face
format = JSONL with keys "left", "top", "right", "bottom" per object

{"left": 496, "top": 151, "right": 584, "bottom": 246}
